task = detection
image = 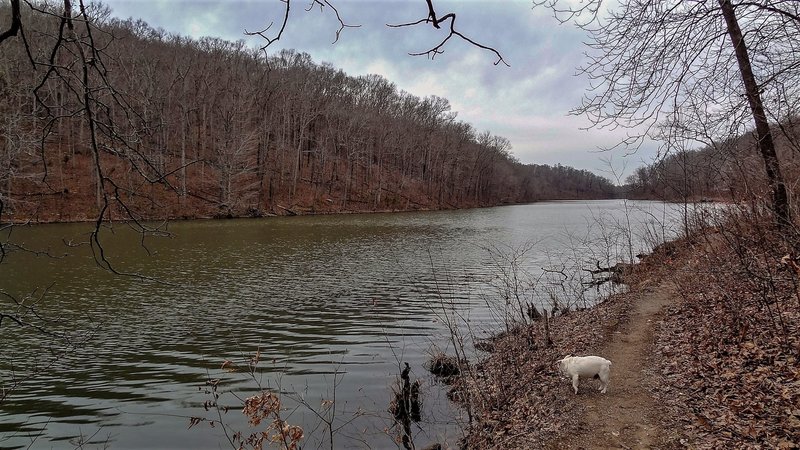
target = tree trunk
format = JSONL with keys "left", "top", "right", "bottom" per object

{"left": 180, "top": 108, "right": 187, "bottom": 197}
{"left": 719, "top": 0, "right": 791, "bottom": 227}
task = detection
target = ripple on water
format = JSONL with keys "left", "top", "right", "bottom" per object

{"left": 0, "top": 201, "right": 684, "bottom": 448}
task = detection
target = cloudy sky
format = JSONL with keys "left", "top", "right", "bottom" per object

{"left": 101, "top": 0, "right": 660, "bottom": 178}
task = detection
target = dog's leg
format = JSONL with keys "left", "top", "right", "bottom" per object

{"left": 599, "top": 367, "right": 609, "bottom": 393}
{"left": 572, "top": 374, "right": 580, "bottom": 394}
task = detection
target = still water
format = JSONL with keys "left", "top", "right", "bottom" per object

{"left": 0, "top": 201, "right": 681, "bottom": 449}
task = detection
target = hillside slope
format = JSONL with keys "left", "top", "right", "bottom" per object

{"left": 0, "top": 5, "right": 615, "bottom": 223}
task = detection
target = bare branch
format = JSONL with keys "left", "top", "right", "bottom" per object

{"left": 0, "top": 0, "right": 21, "bottom": 44}
{"left": 247, "top": 0, "right": 359, "bottom": 49}
{"left": 245, "top": 0, "right": 289, "bottom": 49}
{"left": 388, "top": 0, "right": 509, "bottom": 66}
{"left": 737, "top": 1, "right": 800, "bottom": 24}
{"left": 532, "top": 0, "right": 605, "bottom": 27}
{"left": 318, "top": 0, "right": 360, "bottom": 44}
{"left": 0, "top": 288, "right": 67, "bottom": 339}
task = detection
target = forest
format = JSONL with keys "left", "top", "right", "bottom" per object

{"left": 2, "top": 0, "right": 800, "bottom": 449}
{"left": 0, "top": 3, "right": 616, "bottom": 224}
{"left": 624, "top": 121, "right": 800, "bottom": 203}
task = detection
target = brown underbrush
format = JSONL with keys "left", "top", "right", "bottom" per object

{"left": 457, "top": 281, "right": 638, "bottom": 448}
{"left": 653, "top": 205, "right": 800, "bottom": 449}
{"left": 458, "top": 203, "right": 800, "bottom": 449}
{"left": 2, "top": 151, "right": 461, "bottom": 224}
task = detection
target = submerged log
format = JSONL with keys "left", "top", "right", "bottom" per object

{"left": 585, "top": 261, "right": 632, "bottom": 286}
{"left": 275, "top": 204, "right": 297, "bottom": 216}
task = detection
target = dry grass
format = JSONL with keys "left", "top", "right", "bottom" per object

{"left": 652, "top": 210, "right": 800, "bottom": 449}
{"left": 458, "top": 285, "right": 637, "bottom": 448}
{"left": 458, "top": 206, "right": 800, "bottom": 449}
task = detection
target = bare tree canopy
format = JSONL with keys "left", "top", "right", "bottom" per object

{"left": 534, "top": 0, "right": 800, "bottom": 225}
{"left": 0, "top": 0, "right": 611, "bottom": 261}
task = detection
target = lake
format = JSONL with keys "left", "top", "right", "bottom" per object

{"left": 0, "top": 200, "right": 682, "bottom": 449}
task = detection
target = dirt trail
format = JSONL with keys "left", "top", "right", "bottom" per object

{"left": 551, "top": 282, "right": 676, "bottom": 449}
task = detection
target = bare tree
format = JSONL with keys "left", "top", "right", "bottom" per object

{"left": 535, "top": 0, "right": 800, "bottom": 227}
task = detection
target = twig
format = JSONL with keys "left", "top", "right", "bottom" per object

{"left": 246, "top": 0, "right": 360, "bottom": 49}
{"left": 387, "top": 0, "right": 509, "bottom": 66}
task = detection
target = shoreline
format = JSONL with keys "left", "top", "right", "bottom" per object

{"left": 0, "top": 197, "right": 623, "bottom": 226}
{"left": 445, "top": 234, "right": 692, "bottom": 448}
{"left": 0, "top": 197, "right": 727, "bottom": 226}
{"left": 455, "top": 215, "right": 799, "bottom": 449}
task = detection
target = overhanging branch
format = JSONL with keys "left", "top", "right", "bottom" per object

{"left": 0, "top": 0, "right": 21, "bottom": 44}
{"left": 388, "top": 0, "right": 509, "bottom": 66}
{"left": 246, "top": 0, "right": 360, "bottom": 50}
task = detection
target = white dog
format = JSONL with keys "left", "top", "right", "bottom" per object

{"left": 556, "top": 355, "right": 612, "bottom": 394}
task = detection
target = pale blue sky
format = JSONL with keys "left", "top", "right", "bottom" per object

{"left": 101, "top": 0, "right": 659, "bottom": 177}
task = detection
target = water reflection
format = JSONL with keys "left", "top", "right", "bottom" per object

{"left": 0, "top": 201, "right": 682, "bottom": 449}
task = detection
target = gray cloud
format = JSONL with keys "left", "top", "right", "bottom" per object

{"left": 103, "top": 0, "right": 659, "bottom": 177}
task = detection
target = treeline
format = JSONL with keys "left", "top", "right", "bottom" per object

{"left": 624, "top": 121, "right": 800, "bottom": 203}
{"left": 0, "top": 3, "right": 615, "bottom": 222}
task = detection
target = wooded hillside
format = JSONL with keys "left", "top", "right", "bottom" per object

{"left": 0, "top": 3, "right": 615, "bottom": 223}
{"left": 624, "top": 121, "right": 800, "bottom": 203}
